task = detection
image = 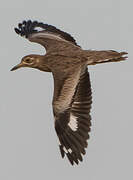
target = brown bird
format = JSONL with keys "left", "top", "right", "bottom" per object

{"left": 11, "top": 20, "right": 127, "bottom": 165}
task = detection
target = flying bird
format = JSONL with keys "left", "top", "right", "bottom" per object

{"left": 11, "top": 20, "right": 127, "bottom": 165}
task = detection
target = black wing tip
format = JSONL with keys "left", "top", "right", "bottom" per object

{"left": 14, "top": 20, "right": 79, "bottom": 46}
{"left": 66, "top": 151, "right": 83, "bottom": 166}
{"left": 59, "top": 145, "right": 65, "bottom": 158}
{"left": 14, "top": 28, "right": 21, "bottom": 34}
{"left": 14, "top": 20, "right": 41, "bottom": 38}
{"left": 59, "top": 144, "right": 84, "bottom": 166}
{"left": 58, "top": 138, "right": 85, "bottom": 166}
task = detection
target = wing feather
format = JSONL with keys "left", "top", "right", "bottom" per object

{"left": 14, "top": 20, "right": 80, "bottom": 53}
{"left": 54, "top": 67, "right": 92, "bottom": 165}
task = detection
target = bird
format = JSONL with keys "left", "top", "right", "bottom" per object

{"left": 11, "top": 20, "right": 128, "bottom": 165}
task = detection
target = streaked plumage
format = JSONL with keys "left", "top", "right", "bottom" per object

{"left": 11, "top": 20, "right": 127, "bottom": 165}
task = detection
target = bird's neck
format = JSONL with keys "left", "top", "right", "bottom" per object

{"left": 36, "top": 55, "right": 51, "bottom": 72}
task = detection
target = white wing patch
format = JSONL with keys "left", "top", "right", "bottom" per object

{"left": 63, "top": 146, "right": 72, "bottom": 154}
{"left": 68, "top": 114, "right": 78, "bottom": 131}
{"left": 34, "top": 27, "right": 45, "bottom": 31}
{"left": 63, "top": 146, "right": 68, "bottom": 154}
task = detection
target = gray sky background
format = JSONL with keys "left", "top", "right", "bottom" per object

{"left": 0, "top": 0, "right": 132, "bottom": 179}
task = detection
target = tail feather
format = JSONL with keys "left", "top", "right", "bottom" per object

{"left": 85, "top": 50, "right": 128, "bottom": 65}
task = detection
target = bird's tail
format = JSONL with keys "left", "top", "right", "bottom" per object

{"left": 84, "top": 50, "right": 128, "bottom": 65}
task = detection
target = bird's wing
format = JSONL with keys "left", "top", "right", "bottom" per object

{"left": 53, "top": 67, "right": 92, "bottom": 165}
{"left": 14, "top": 20, "right": 80, "bottom": 54}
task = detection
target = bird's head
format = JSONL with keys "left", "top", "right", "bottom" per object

{"left": 11, "top": 54, "right": 43, "bottom": 71}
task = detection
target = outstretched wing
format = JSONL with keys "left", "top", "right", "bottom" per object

{"left": 14, "top": 20, "right": 80, "bottom": 54}
{"left": 53, "top": 67, "right": 92, "bottom": 165}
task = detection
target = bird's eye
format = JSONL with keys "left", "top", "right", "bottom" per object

{"left": 24, "top": 58, "right": 33, "bottom": 63}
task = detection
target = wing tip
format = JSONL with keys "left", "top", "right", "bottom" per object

{"left": 58, "top": 134, "right": 86, "bottom": 166}
{"left": 14, "top": 20, "right": 79, "bottom": 46}
{"left": 14, "top": 27, "right": 21, "bottom": 35}
{"left": 59, "top": 145, "right": 65, "bottom": 158}
{"left": 14, "top": 20, "right": 39, "bottom": 38}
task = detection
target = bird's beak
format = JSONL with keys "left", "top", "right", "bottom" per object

{"left": 10, "top": 63, "right": 24, "bottom": 71}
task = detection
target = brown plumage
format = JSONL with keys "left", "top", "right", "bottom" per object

{"left": 11, "top": 20, "right": 128, "bottom": 165}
